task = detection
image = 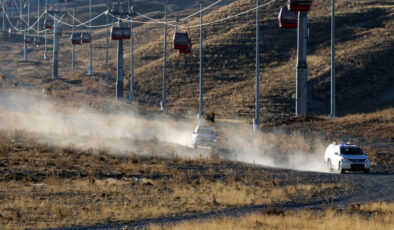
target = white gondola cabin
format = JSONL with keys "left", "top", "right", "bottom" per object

{"left": 288, "top": 0, "right": 313, "bottom": 12}
{"left": 278, "top": 5, "right": 298, "bottom": 29}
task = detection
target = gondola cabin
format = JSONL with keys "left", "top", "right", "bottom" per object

{"left": 44, "top": 19, "right": 53, "bottom": 30}
{"left": 24, "top": 35, "right": 33, "bottom": 44}
{"left": 173, "top": 32, "right": 190, "bottom": 49}
{"left": 288, "top": 0, "right": 313, "bottom": 12}
{"left": 278, "top": 5, "right": 298, "bottom": 28}
{"left": 71, "top": 32, "right": 82, "bottom": 45}
{"left": 17, "top": 20, "right": 24, "bottom": 30}
{"left": 111, "top": 27, "right": 123, "bottom": 40}
{"left": 81, "top": 32, "right": 91, "bottom": 43}
{"left": 179, "top": 38, "right": 192, "bottom": 54}
{"left": 56, "top": 27, "right": 62, "bottom": 37}
{"left": 34, "top": 37, "right": 42, "bottom": 46}
{"left": 122, "top": 27, "right": 131, "bottom": 39}
{"left": 8, "top": 29, "right": 16, "bottom": 37}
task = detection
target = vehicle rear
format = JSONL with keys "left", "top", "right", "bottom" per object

{"left": 192, "top": 126, "right": 217, "bottom": 149}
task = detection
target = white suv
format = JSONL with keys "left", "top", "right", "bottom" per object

{"left": 324, "top": 143, "right": 370, "bottom": 173}
{"left": 192, "top": 125, "right": 217, "bottom": 149}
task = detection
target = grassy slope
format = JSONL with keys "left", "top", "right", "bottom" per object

{"left": 1, "top": 0, "right": 392, "bottom": 119}
{"left": 148, "top": 202, "right": 394, "bottom": 230}
{"left": 129, "top": 0, "right": 394, "bottom": 117}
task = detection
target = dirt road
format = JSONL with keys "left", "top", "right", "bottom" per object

{"left": 45, "top": 166, "right": 394, "bottom": 230}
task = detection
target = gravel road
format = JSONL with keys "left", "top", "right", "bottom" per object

{"left": 44, "top": 166, "right": 394, "bottom": 230}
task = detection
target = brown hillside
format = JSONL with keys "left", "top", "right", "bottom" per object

{"left": 0, "top": 0, "right": 392, "bottom": 119}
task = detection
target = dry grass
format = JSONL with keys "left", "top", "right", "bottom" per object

{"left": 0, "top": 130, "right": 347, "bottom": 229}
{"left": 148, "top": 202, "right": 394, "bottom": 230}
{"left": 0, "top": 0, "right": 392, "bottom": 118}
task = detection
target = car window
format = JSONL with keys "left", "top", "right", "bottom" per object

{"left": 340, "top": 147, "right": 363, "bottom": 155}
{"left": 197, "top": 128, "right": 214, "bottom": 135}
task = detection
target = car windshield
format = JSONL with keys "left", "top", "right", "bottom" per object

{"left": 197, "top": 127, "right": 214, "bottom": 135}
{"left": 340, "top": 147, "right": 363, "bottom": 155}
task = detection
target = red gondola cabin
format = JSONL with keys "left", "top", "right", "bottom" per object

{"left": 56, "top": 27, "right": 62, "bottom": 37}
{"left": 122, "top": 27, "right": 131, "bottom": 39}
{"left": 278, "top": 5, "right": 298, "bottom": 29}
{"left": 8, "top": 29, "right": 16, "bottom": 37}
{"left": 288, "top": 0, "right": 313, "bottom": 12}
{"left": 24, "top": 35, "right": 33, "bottom": 44}
{"left": 173, "top": 32, "right": 190, "bottom": 49}
{"left": 81, "top": 32, "right": 91, "bottom": 43}
{"left": 71, "top": 32, "right": 82, "bottom": 45}
{"left": 111, "top": 27, "right": 130, "bottom": 40}
{"left": 179, "top": 38, "right": 192, "bottom": 54}
{"left": 34, "top": 37, "right": 42, "bottom": 46}
{"left": 44, "top": 19, "right": 53, "bottom": 30}
{"left": 111, "top": 27, "right": 122, "bottom": 40}
{"left": 17, "top": 20, "right": 24, "bottom": 30}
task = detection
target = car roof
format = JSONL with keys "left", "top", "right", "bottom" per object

{"left": 197, "top": 126, "right": 213, "bottom": 129}
{"left": 339, "top": 143, "right": 359, "bottom": 147}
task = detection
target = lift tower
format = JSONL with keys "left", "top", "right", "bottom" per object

{"left": 110, "top": 1, "right": 132, "bottom": 100}
{"left": 296, "top": 11, "right": 308, "bottom": 116}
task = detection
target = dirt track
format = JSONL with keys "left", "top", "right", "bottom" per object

{"left": 45, "top": 166, "right": 394, "bottom": 230}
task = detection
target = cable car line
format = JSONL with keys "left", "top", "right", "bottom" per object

{"left": 178, "top": 0, "right": 223, "bottom": 22}
{"left": 1, "top": 3, "right": 47, "bottom": 34}
{"left": 179, "top": 0, "right": 277, "bottom": 29}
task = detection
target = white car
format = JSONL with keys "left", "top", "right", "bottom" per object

{"left": 192, "top": 125, "right": 217, "bottom": 149}
{"left": 324, "top": 142, "right": 370, "bottom": 174}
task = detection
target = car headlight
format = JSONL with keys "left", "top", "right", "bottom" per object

{"left": 342, "top": 159, "right": 350, "bottom": 164}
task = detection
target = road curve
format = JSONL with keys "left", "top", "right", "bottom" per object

{"left": 42, "top": 168, "right": 394, "bottom": 230}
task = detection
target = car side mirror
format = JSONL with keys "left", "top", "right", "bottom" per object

{"left": 364, "top": 152, "right": 368, "bottom": 155}
{"left": 335, "top": 152, "right": 339, "bottom": 156}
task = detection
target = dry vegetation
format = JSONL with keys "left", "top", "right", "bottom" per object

{"left": 0, "top": 0, "right": 392, "bottom": 118}
{"left": 0, "top": 0, "right": 393, "bottom": 229}
{"left": 262, "top": 108, "right": 394, "bottom": 171}
{"left": 148, "top": 202, "right": 394, "bottom": 230}
{"left": 0, "top": 130, "right": 348, "bottom": 229}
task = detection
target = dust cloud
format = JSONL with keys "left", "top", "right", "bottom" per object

{"left": 0, "top": 91, "right": 329, "bottom": 172}
{"left": 220, "top": 126, "right": 329, "bottom": 172}
{"left": 0, "top": 91, "right": 196, "bottom": 157}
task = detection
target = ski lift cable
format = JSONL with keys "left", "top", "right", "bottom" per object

{"left": 47, "top": 10, "right": 107, "bottom": 29}
{"left": 133, "top": 0, "right": 224, "bottom": 24}
{"left": 8, "top": 0, "right": 47, "bottom": 31}
{"left": 125, "top": 0, "right": 277, "bottom": 28}
{"left": 75, "top": 11, "right": 107, "bottom": 28}
{"left": 134, "top": 11, "right": 176, "bottom": 24}
{"left": 107, "top": 11, "right": 175, "bottom": 25}
{"left": 1, "top": 3, "right": 47, "bottom": 33}
{"left": 179, "top": 0, "right": 277, "bottom": 29}
{"left": 179, "top": 0, "right": 223, "bottom": 22}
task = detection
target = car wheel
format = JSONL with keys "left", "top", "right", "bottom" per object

{"left": 363, "top": 169, "right": 370, "bottom": 174}
{"left": 327, "top": 159, "right": 334, "bottom": 172}
{"left": 339, "top": 162, "right": 345, "bottom": 174}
